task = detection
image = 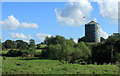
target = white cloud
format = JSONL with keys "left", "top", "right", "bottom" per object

{"left": 10, "top": 32, "right": 32, "bottom": 39}
{"left": 55, "top": 0, "right": 93, "bottom": 26}
{"left": 20, "top": 22, "right": 38, "bottom": 28}
{"left": 0, "top": 36, "right": 2, "bottom": 40}
{"left": 36, "top": 33, "right": 51, "bottom": 42}
{"left": 99, "top": 28, "right": 109, "bottom": 39}
{"left": 0, "top": 15, "right": 20, "bottom": 30}
{"left": 1, "top": 15, "right": 39, "bottom": 30}
{"left": 73, "top": 39, "right": 78, "bottom": 43}
{"left": 97, "top": 0, "right": 119, "bottom": 23}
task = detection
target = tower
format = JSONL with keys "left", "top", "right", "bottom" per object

{"left": 85, "top": 21, "right": 100, "bottom": 42}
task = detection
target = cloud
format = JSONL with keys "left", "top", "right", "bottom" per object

{"left": 20, "top": 23, "right": 38, "bottom": 28}
{"left": 0, "top": 15, "right": 20, "bottom": 30}
{"left": 73, "top": 39, "right": 78, "bottom": 43}
{"left": 10, "top": 32, "right": 32, "bottom": 39}
{"left": 0, "top": 15, "right": 39, "bottom": 30}
{"left": 36, "top": 33, "right": 51, "bottom": 42}
{"left": 55, "top": 0, "right": 93, "bottom": 26}
{"left": 0, "top": 36, "right": 2, "bottom": 40}
{"left": 99, "top": 28, "right": 109, "bottom": 39}
{"left": 97, "top": 0, "right": 118, "bottom": 23}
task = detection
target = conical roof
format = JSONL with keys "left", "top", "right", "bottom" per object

{"left": 88, "top": 21, "right": 97, "bottom": 24}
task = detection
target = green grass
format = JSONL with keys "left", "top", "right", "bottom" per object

{"left": 40, "top": 44, "right": 47, "bottom": 48}
{"left": 2, "top": 57, "right": 119, "bottom": 74}
{"left": 2, "top": 49, "right": 42, "bottom": 55}
{"left": 36, "top": 49, "right": 42, "bottom": 53}
{"left": 2, "top": 51, "right": 8, "bottom": 55}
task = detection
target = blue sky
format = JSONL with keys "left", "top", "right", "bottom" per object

{"left": 1, "top": 1, "right": 118, "bottom": 43}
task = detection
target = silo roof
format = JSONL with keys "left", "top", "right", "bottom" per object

{"left": 88, "top": 21, "right": 97, "bottom": 24}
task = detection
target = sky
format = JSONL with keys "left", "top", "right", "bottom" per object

{"left": 1, "top": 0, "right": 118, "bottom": 44}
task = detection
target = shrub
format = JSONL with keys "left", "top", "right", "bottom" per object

{"left": 92, "top": 43, "right": 111, "bottom": 64}
{"left": 7, "top": 49, "right": 27, "bottom": 57}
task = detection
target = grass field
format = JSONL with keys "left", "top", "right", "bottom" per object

{"left": 36, "top": 49, "right": 42, "bottom": 53}
{"left": 2, "top": 49, "right": 42, "bottom": 55}
{"left": 2, "top": 51, "right": 8, "bottom": 55}
{"left": 2, "top": 57, "right": 119, "bottom": 74}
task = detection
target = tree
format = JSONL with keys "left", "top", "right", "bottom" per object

{"left": 78, "top": 36, "right": 85, "bottom": 43}
{"left": 74, "top": 42, "right": 91, "bottom": 59}
{"left": 28, "top": 39, "right": 35, "bottom": 55}
{"left": 15, "top": 40, "right": 28, "bottom": 50}
{"left": 29, "top": 39, "right": 35, "bottom": 48}
{"left": 100, "top": 37, "right": 106, "bottom": 42}
{"left": 44, "top": 35, "right": 66, "bottom": 45}
{"left": 105, "top": 35, "right": 119, "bottom": 64}
{"left": 92, "top": 43, "right": 111, "bottom": 64}
{"left": 66, "top": 38, "right": 75, "bottom": 47}
{"left": 3, "top": 40, "right": 16, "bottom": 49}
{"left": 7, "top": 50, "right": 23, "bottom": 57}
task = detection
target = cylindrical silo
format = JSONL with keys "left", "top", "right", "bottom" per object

{"left": 85, "top": 21, "right": 100, "bottom": 42}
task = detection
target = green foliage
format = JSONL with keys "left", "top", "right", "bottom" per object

{"left": 28, "top": 48, "right": 35, "bottom": 55}
{"left": 36, "top": 44, "right": 47, "bottom": 49}
{"left": 75, "top": 42, "right": 91, "bottom": 59}
{"left": 44, "top": 35, "right": 66, "bottom": 45}
{"left": 47, "top": 44, "right": 62, "bottom": 60}
{"left": 100, "top": 37, "right": 106, "bottom": 42}
{"left": 66, "top": 38, "right": 75, "bottom": 47}
{"left": 78, "top": 36, "right": 85, "bottom": 43}
{"left": 36, "top": 44, "right": 41, "bottom": 49}
{"left": 92, "top": 43, "right": 111, "bottom": 64}
{"left": 3, "top": 40, "right": 16, "bottom": 49}
{"left": 28, "top": 39, "right": 36, "bottom": 55}
{"left": 7, "top": 50, "right": 23, "bottom": 57}
{"left": 15, "top": 40, "right": 28, "bottom": 50}
{"left": 43, "top": 38, "right": 91, "bottom": 63}
{"left": 6, "top": 49, "right": 29, "bottom": 57}
{"left": 115, "top": 53, "right": 120, "bottom": 63}
{"left": 29, "top": 39, "right": 35, "bottom": 49}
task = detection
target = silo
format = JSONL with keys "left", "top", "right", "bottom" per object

{"left": 85, "top": 21, "right": 100, "bottom": 42}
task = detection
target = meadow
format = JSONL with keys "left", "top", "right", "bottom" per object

{"left": 2, "top": 57, "right": 119, "bottom": 74}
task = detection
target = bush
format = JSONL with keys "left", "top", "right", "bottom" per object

{"left": 7, "top": 50, "right": 22, "bottom": 57}
{"left": 6, "top": 49, "right": 28, "bottom": 57}
{"left": 92, "top": 43, "right": 111, "bottom": 64}
{"left": 34, "top": 52, "right": 41, "bottom": 57}
{"left": 74, "top": 42, "right": 91, "bottom": 59}
{"left": 47, "top": 44, "right": 62, "bottom": 60}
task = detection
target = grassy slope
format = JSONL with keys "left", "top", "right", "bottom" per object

{"left": 2, "top": 57, "right": 119, "bottom": 74}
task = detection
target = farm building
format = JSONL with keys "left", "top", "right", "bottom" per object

{"left": 85, "top": 21, "right": 100, "bottom": 42}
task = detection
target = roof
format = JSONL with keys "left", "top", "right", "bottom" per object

{"left": 88, "top": 21, "right": 97, "bottom": 24}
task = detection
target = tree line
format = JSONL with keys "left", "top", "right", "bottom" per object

{"left": 2, "top": 33, "right": 120, "bottom": 64}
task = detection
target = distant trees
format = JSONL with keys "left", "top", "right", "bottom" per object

{"left": 2, "top": 40, "right": 29, "bottom": 50}
{"left": 16, "top": 40, "right": 28, "bottom": 50}
{"left": 44, "top": 35, "right": 66, "bottom": 45}
{"left": 28, "top": 39, "right": 36, "bottom": 55}
{"left": 7, "top": 50, "right": 23, "bottom": 57}
{"left": 2, "top": 33, "right": 120, "bottom": 64}
{"left": 2, "top": 39, "right": 36, "bottom": 57}
{"left": 2, "top": 40, "right": 17, "bottom": 49}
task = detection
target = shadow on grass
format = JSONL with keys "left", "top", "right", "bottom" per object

{"left": 19, "top": 57, "right": 49, "bottom": 60}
